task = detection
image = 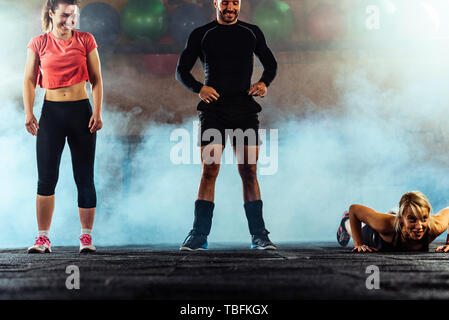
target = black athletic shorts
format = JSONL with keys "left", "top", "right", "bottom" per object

{"left": 197, "top": 95, "right": 262, "bottom": 147}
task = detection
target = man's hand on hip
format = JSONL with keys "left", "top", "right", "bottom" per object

{"left": 199, "top": 86, "right": 220, "bottom": 103}
{"left": 248, "top": 81, "right": 267, "bottom": 98}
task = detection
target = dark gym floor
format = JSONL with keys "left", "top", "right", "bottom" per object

{"left": 1, "top": 242, "right": 449, "bottom": 300}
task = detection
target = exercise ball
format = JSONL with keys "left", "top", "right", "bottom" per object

{"left": 168, "top": 3, "right": 208, "bottom": 45}
{"left": 252, "top": 0, "right": 295, "bottom": 42}
{"left": 80, "top": 2, "right": 121, "bottom": 47}
{"left": 121, "top": 0, "right": 168, "bottom": 42}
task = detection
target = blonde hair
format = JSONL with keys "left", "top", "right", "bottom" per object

{"left": 395, "top": 191, "right": 434, "bottom": 233}
{"left": 41, "top": 0, "right": 80, "bottom": 32}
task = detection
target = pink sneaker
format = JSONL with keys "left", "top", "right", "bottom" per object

{"left": 337, "top": 210, "right": 351, "bottom": 247}
{"left": 79, "top": 234, "right": 96, "bottom": 253}
{"left": 28, "top": 235, "right": 51, "bottom": 254}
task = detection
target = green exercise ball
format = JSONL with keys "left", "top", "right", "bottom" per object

{"left": 252, "top": 0, "right": 295, "bottom": 42}
{"left": 121, "top": 0, "right": 168, "bottom": 42}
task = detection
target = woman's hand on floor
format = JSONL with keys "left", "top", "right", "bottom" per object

{"left": 435, "top": 245, "right": 449, "bottom": 252}
{"left": 352, "top": 245, "right": 378, "bottom": 253}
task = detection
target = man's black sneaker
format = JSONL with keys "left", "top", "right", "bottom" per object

{"left": 180, "top": 230, "right": 208, "bottom": 251}
{"left": 251, "top": 229, "right": 276, "bottom": 250}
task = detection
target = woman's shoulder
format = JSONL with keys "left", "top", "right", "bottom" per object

{"left": 74, "top": 31, "right": 97, "bottom": 51}
{"left": 75, "top": 30, "right": 95, "bottom": 41}
{"left": 29, "top": 32, "right": 49, "bottom": 44}
{"left": 387, "top": 206, "right": 399, "bottom": 215}
{"left": 27, "top": 32, "right": 50, "bottom": 53}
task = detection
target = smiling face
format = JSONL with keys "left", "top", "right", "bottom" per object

{"left": 401, "top": 206, "right": 430, "bottom": 241}
{"left": 49, "top": 3, "right": 79, "bottom": 33}
{"left": 396, "top": 191, "right": 432, "bottom": 242}
{"left": 214, "top": 0, "right": 241, "bottom": 24}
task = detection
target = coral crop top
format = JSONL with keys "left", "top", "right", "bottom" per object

{"left": 27, "top": 30, "right": 98, "bottom": 89}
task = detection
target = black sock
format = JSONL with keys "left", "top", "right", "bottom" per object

{"left": 244, "top": 200, "right": 266, "bottom": 235}
{"left": 193, "top": 200, "right": 214, "bottom": 236}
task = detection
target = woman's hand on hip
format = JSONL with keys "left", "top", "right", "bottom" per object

{"left": 25, "top": 113, "right": 39, "bottom": 136}
{"left": 89, "top": 113, "right": 103, "bottom": 133}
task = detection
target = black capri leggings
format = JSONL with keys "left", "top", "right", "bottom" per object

{"left": 36, "top": 99, "right": 96, "bottom": 208}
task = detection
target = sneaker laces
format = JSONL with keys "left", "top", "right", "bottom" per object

{"left": 80, "top": 234, "right": 92, "bottom": 246}
{"left": 34, "top": 235, "right": 50, "bottom": 246}
{"left": 183, "top": 229, "right": 205, "bottom": 243}
{"left": 184, "top": 230, "right": 196, "bottom": 242}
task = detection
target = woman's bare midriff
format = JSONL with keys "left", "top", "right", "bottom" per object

{"left": 45, "top": 81, "right": 88, "bottom": 102}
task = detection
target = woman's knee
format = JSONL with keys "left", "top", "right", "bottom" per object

{"left": 37, "top": 180, "right": 57, "bottom": 196}
{"left": 76, "top": 182, "right": 96, "bottom": 208}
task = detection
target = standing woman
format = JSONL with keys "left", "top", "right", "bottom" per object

{"left": 23, "top": 0, "right": 103, "bottom": 253}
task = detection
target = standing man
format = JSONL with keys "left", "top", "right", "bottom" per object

{"left": 175, "top": 0, "right": 278, "bottom": 250}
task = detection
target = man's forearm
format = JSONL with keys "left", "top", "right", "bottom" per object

{"left": 259, "top": 57, "right": 277, "bottom": 87}
{"left": 175, "top": 67, "right": 203, "bottom": 93}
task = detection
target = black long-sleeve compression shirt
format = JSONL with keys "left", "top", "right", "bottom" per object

{"left": 175, "top": 20, "right": 278, "bottom": 97}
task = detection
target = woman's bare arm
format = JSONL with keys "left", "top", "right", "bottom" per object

{"left": 86, "top": 48, "right": 103, "bottom": 133}
{"left": 349, "top": 204, "right": 396, "bottom": 252}
{"left": 431, "top": 207, "right": 449, "bottom": 252}
{"left": 23, "top": 49, "right": 39, "bottom": 136}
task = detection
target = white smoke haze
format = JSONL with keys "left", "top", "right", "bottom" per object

{"left": 2, "top": 1, "right": 449, "bottom": 248}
